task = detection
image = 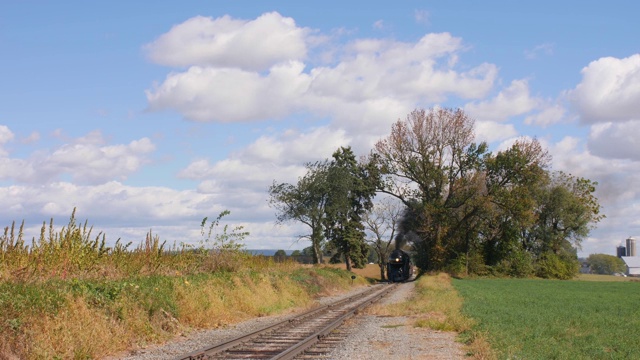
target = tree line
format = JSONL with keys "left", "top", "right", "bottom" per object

{"left": 269, "top": 108, "right": 604, "bottom": 279}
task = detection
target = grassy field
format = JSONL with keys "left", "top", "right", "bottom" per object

{"left": 453, "top": 277, "right": 640, "bottom": 359}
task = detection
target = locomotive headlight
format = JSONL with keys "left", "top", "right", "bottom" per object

{"left": 395, "top": 258, "right": 400, "bottom": 262}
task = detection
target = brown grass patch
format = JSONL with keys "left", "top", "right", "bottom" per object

{"left": 324, "top": 263, "right": 385, "bottom": 281}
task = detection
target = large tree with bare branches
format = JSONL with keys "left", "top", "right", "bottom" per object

{"left": 363, "top": 197, "right": 404, "bottom": 280}
{"left": 371, "top": 107, "right": 488, "bottom": 270}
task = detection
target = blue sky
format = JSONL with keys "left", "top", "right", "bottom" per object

{"left": 1, "top": 1, "right": 639, "bottom": 256}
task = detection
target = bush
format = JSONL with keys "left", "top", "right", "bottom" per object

{"left": 496, "top": 249, "right": 535, "bottom": 278}
{"left": 535, "top": 252, "right": 579, "bottom": 280}
{"left": 445, "top": 252, "right": 489, "bottom": 277}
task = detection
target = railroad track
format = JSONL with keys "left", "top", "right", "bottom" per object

{"left": 175, "top": 283, "right": 397, "bottom": 360}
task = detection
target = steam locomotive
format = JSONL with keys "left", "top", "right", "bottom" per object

{"left": 386, "top": 249, "right": 413, "bottom": 282}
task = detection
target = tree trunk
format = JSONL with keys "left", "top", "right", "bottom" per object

{"left": 311, "top": 225, "right": 323, "bottom": 264}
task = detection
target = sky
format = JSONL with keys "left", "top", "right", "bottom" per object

{"left": 1, "top": 1, "right": 639, "bottom": 257}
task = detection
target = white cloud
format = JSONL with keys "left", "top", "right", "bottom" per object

{"left": 475, "top": 121, "right": 518, "bottom": 144}
{"left": 145, "top": 14, "right": 498, "bottom": 125}
{"left": 179, "top": 126, "right": 351, "bottom": 188}
{"left": 0, "top": 180, "right": 252, "bottom": 247}
{"left": 587, "top": 120, "right": 640, "bottom": 161}
{"left": 145, "top": 12, "right": 310, "bottom": 71}
{"left": 524, "top": 103, "right": 566, "bottom": 127}
{"left": 146, "top": 62, "right": 310, "bottom": 122}
{"left": 0, "top": 128, "right": 156, "bottom": 185}
{"left": 464, "top": 79, "right": 539, "bottom": 122}
{"left": 570, "top": 54, "right": 640, "bottom": 124}
{"left": 0, "top": 125, "right": 14, "bottom": 144}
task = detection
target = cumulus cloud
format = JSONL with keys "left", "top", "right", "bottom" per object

{"left": 570, "top": 54, "right": 640, "bottom": 124}
{"left": 145, "top": 12, "right": 310, "bottom": 71}
{"left": 587, "top": 120, "right": 640, "bottom": 161}
{"left": 464, "top": 79, "right": 539, "bottom": 122}
{"left": 145, "top": 13, "right": 498, "bottom": 125}
{"left": 179, "top": 126, "right": 351, "bottom": 188}
{"left": 146, "top": 62, "right": 310, "bottom": 122}
{"left": 0, "top": 129, "right": 156, "bottom": 185}
{"left": 524, "top": 103, "right": 566, "bottom": 127}
{"left": 0, "top": 125, "right": 14, "bottom": 144}
{"left": 474, "top": 121, "right": 518, "bottom": 144}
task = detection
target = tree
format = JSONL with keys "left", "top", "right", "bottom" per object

{"left": 372, "top": 107, "right": 488, "bottom": 270}
{"left": 268, "top": 161, "right": 331, "bottom": 264}
{"left": 531, "top": 172, "right": 604, "bottom": 255}
{"left": 274, "top": 249, "right": 287, "bottom": 257}
{"left": 371, "top": 108, "right": 604, "bottom": 279}
{"left": 481, "top": 138, "right": 550, "bottom": 267}
{"left": 363, "top": 197, "right": 403, "bottom": 280}
{"left": 587, "top": 254, "right": 626, "bottom": 275}
{"left": 323, "top": 147, "right": 378, "bottom": 271}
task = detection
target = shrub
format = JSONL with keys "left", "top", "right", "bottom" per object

{"left": 535, "top": 252, "right": 579, "bottom": 279}
{"left": 496, "top": 249, "right": 535, "bottom": 278}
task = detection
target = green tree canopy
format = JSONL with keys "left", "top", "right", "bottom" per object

{"left": 587, "top": 254, "right": 626, "bottom": 275}
{"left": 268, "top": 161, "right": 331, "bottom": 264}
{"left": 323, "top": 146, "right": 378, "bottom": 270}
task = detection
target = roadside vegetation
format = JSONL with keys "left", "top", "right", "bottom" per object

{"left": 0, "top": 210, "right": 368, "bottom": 359}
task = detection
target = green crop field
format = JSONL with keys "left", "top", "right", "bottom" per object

{"left": 453, "top": 277, "right": 640, "bottom": 359}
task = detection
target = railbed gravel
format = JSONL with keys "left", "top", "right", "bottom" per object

{"left": 104, "top": 282, "right": 465, "bottom": 360}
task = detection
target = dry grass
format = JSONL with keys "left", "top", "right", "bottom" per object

{"left": 576, "top": 273, "right": 635, "bottom": 282}
{"left": 0, "top": 263, "right": 364, "bottom": 359}
{"left": 324, "top": 263, "right": 386, "bottom": 281}
{"left": 0, "top": 211, "right": 370, "bottom": 359}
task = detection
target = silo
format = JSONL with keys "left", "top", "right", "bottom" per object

{"left": 617, "top": 245, "right": 626, "bottom": 258}
{"left": 626, "top": 237, "right": 636, "bottom": 257}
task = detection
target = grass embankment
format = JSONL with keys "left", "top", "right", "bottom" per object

{"left": 0, "top": 262, "right": 367, "bottom": 359}
{"left": 453, "top": 277, "right": 640, "bottom": 359}
{"left": 0, "top": 211, "right": 371, "bottom": 359}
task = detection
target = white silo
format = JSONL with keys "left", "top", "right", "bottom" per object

{"left": 626, "top": 237, "right": 636, "bottom": 257}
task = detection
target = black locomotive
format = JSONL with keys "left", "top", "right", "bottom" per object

{"left": 386, "top": 249, "right": 413, "bottom": 282}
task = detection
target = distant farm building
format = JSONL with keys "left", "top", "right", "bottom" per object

{"left": 616, "top": 237, "right": 639, "bottom": 276}
{"left": 621, "top": 256, "right": 640, "bottom": 277}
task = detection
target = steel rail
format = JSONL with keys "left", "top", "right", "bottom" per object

{"left": 272, "top": 283, "right": 396, "bottom": 360}
{"left": 175, "top": 284, "right": 393, "bottom": 360}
